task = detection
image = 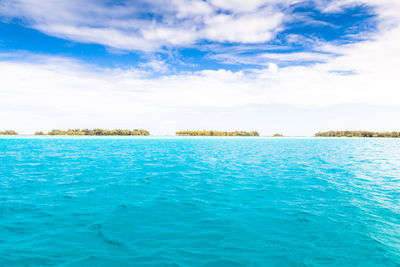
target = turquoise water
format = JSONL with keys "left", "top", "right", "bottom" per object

{"left": 1, "top": 137, "right": 400, "bottom": 266}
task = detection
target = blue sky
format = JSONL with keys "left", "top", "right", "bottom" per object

{"left": 0, "top": 0, "right": 399, "bottom": 135}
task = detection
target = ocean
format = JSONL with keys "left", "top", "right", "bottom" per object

{"left": 1, "top": 137, "right": 400, "bottom": 266}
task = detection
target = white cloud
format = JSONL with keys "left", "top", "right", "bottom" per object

{"left": 138, "top": 59, "right": 169, "bottom": 73}
{"left": 209, "top": 51, "right": 333, "bottom": 65}
{"left": 1, "top": 15, "right": 400, "bottom": 114}
{"left": 1, "top": 14, "right": 400, "bottom": 134}
{"left": 173, "top": 0, "right": 214, "bottom": 18}
{"left": 209, "top": 0, "right": 269, "bottom": 13}
{"left": 140, "top": 26, "right": 198, "bottom": 46}
{"left": 204, "top": 11, "right": 284, "bottom": 43}
{"left": 0, "top": 0, "right": 294, "bottom": 51}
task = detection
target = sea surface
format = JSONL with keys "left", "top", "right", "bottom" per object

{"left": 1, "top": 137, "right": 400, "bottom": 266}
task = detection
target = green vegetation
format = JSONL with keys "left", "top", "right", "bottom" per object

{"left": 273, "top": 133, "right": 283, "bottom": 137}
{"left": 176, "top": 130, "right": 259, "bottom": 136}
{"left": 0, "top": 130, "right": 18, "bottom": 135}
{"left": 35, "top": 129, "right": 150, "bottom": 136}
{"left": 315, "top": 131, "right": 400, "bottom": 138}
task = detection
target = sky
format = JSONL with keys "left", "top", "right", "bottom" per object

{"left": 0, "top": 0, "right": 399, "bottom": 136}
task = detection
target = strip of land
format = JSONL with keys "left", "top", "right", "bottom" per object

{"left": 176, "top": 130, "right": 259, "bottom": 136}
{"left": 0, "top": 130, "right": 18, "bottom": 135}
{"left": 2, "top": 129, "right": 400, "bottom": 137}
{"left": 35, "top": 129, "right": 150, "bottom": 136}
{"left": 315, "top": 131, "right": 400, "bottom": 138}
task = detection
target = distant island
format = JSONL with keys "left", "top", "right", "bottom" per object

{"left": 315, "top": 131, "right": 400, "bottom": 138}
{"left": 0, "top": 130, "right": 18, "bottom": 135}
{"left": 176, "top": 130, "right": 259, "bottom": 136}
{"left": 35, "top": 129, "right": 150, "bottom": 136}
{"left": 3, "top": 129, "right": 400, "bottom": 138}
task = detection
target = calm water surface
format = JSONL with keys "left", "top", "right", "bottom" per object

{"left": 1, "top": 137, "right": 400, "bottom": 266}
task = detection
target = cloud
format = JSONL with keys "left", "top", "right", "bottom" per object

{"left": 1, "top": 11, "right": 400, "bottom": 133}
{"left": 209, "top": 51, "right": 334, "bottom": 66}
{"left": 0, "top": 0, "right": 295, "bottom": 51}
{"left": 173, "top": 0, "right": 214, "bottom": 18}
{"left": 1, "top": 0, "right": 399, "bottom": 107}
{"left": 138, "top": 58, "right": 169, "bottom": 73}
{"left": 203, "top": 10, "right": 284, "bottom": 43}
{"left": 1, "top": 13, "right": 400, "bottom": 115}
{"left": 209, "top": 0, "right": 269, "bottom": 13}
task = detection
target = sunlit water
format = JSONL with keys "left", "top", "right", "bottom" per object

{"left": 1, "top": 137, "right": 400, "bottom": 266}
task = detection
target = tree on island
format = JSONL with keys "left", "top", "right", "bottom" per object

{"left": 176, "top": 130, "right": 259, "bottom": 136}
{"left": 0, "top": 130, "right": 18, "bottom": 135}
{"left": 273, "top": 133, "right": 283, "bottom": 137}
{"left": 315, "top": 131, "right": 400, "bottom": 138}
{"left": 35, "top": 129, "right": 150, "bottom": 136}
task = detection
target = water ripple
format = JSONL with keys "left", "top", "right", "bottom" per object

{"left": 0, "top": 137, "right": 400, "bottom": 266}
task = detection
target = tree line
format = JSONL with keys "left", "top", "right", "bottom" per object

{"left": 3, "top": 129, "right": 400, "bottom": 137}
{"left": 315, "top": 131, "right": 400, "bottom": 138}
{"left": 175, "top": 130, "right": 260, "bottom": 136}
{"left": 35, "top": 129, "right": 150, "bottom": 136}
{"left": 0, "top": 130, "right": 18, "bottom": 135}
